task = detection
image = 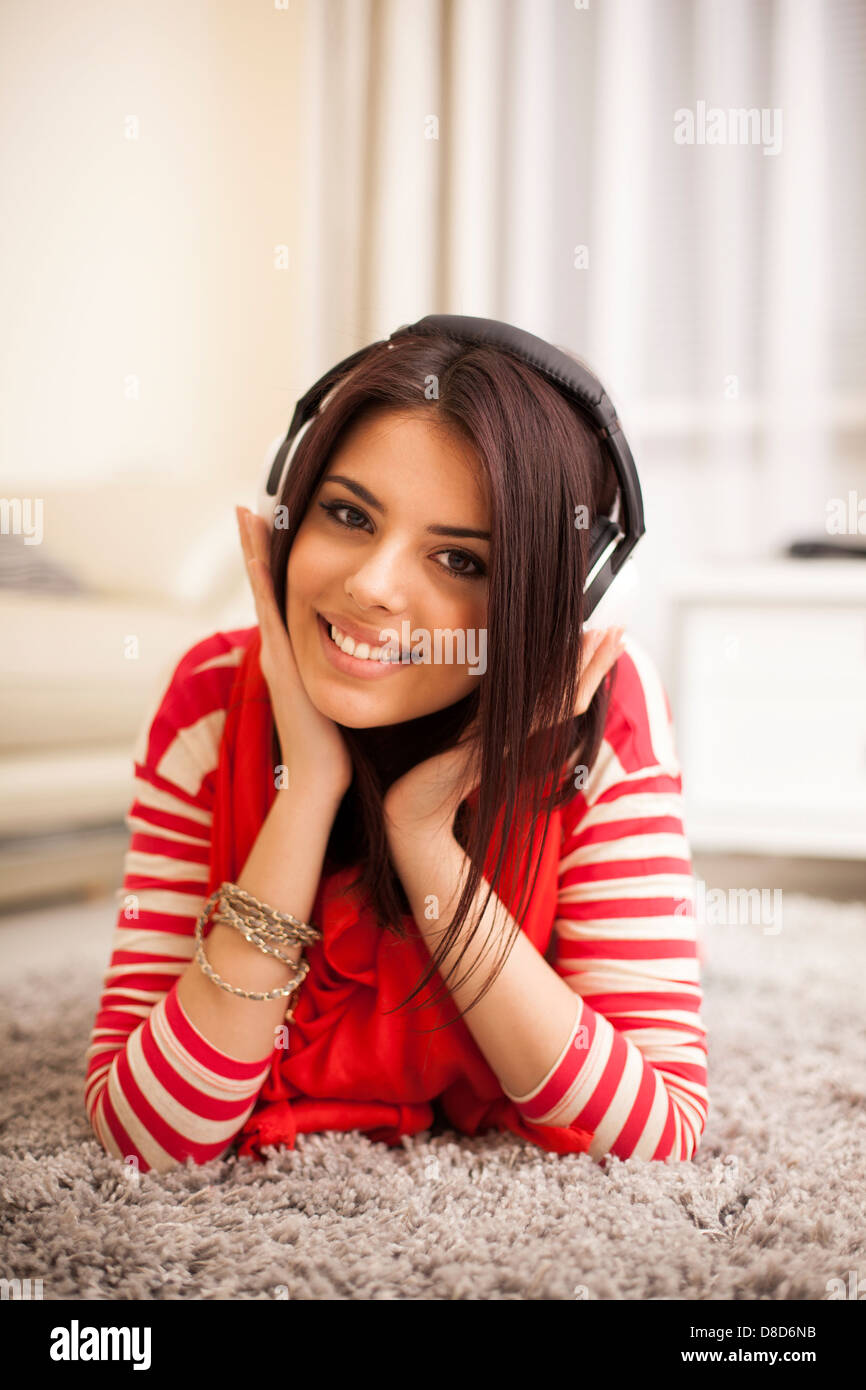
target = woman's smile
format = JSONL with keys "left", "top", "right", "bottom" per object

{"left": 315, "top": 610, "right": 408, "bottom": 681}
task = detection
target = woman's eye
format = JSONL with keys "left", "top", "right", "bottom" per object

{"left": 436, "top": 551, "right": 483, "bottom": 580}
{"left": 320, "top": 500, "right": 368, "bottom": 530}
{"left": 318, "top": 499, "right": 486, "bottom": 583}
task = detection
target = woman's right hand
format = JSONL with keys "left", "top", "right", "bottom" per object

{"left": 236, "top": 505, "right": 354, "bottom": 802}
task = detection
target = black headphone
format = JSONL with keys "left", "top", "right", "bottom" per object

{"left": 257, "top": 313, "right": 645, "bottom": 618}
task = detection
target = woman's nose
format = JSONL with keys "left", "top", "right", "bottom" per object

{"left": 343, "top": 546, "right": 408, "bottom": 612}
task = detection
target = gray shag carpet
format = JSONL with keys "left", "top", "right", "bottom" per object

{"left": 1, "top": 891, "right": 864, "bottom": 1300}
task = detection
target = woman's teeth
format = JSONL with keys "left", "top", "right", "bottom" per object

{"left": 328, "top": 620, "right": 400, "bottom": 663}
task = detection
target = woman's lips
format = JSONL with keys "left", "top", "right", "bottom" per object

{"left": 316, "top": 612, "right": 406, "bottom": 680}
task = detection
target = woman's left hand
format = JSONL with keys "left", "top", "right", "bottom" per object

{"left": 383, "top": 625, "right": 626, "bottom": 841}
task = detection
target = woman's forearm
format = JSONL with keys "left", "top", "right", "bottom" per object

{"left": 387, "top": 823, "right": 583, "bottom": 1100}
{"left": 175, "top": 777, "right": 344, "bottom": 1063}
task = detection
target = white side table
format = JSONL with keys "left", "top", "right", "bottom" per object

{"left": 666, "top": 560, "right": 866, "bottom": 859}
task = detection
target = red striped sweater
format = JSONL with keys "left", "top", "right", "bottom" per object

{"left": 84, "top": 626, "right": 708, "bottom": 1172}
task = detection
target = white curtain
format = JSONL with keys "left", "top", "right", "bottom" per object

{"left": 298, "top": 0, "right": 864, "bottom": 572}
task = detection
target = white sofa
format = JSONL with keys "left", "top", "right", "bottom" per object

{"left": 0, "top": 472, "right": 255, "bottom": 909}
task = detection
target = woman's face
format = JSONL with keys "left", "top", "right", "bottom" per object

{"left": 286, "top": 407, "right": 490, "bottom": 729}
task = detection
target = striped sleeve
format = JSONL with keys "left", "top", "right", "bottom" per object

{"left": 502, "top": 636, "right": 709, "bottom": 1162}
{"left": 83, "top": 625, "right": 275, "bottom": 1174}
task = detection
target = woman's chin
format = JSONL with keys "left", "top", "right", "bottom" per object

{"left": 300, "top": 671, "right": 387, "bottom": 728}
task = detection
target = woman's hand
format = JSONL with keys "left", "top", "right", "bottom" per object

{"left": 383, "top": 625, "right": 626, "bottom": 842}
{"left": 236, "top": 505, "right": 353, "bottom": 801}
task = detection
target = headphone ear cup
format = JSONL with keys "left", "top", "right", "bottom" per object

{"left": 257, "top": 378, "right": 349, "bottom": 522}
{"left": 586, "top": 555, "right": 640, "bottom": 632}
{"left": 583, "top": 515, "right": 623, "bottom": 618}
{"left": 256, "top": 433, "right": 289, "bottom": 522}
{"left": 256, "top": 419, "right": 316, "bottom": 523}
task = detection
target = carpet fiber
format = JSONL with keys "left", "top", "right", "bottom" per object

{"left": 1, "top": 892, "right": 864, "bottom": 1300}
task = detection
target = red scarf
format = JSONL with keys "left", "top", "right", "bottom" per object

{"left": 206, "top": 628, "right": 593, "bottom": 1159}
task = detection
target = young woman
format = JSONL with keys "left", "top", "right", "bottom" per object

{"left": 84, "top": 329, "right": 708, "bottom": 1173}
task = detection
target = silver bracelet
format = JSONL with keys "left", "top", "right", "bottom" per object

{"left": 215, "top": 882, "right": 323, "bottom": 947}
{"left": 194, "top": 885, "right": 316, "bottom": 1021}
{"left": 221, "top": 922, "right": 302, "bottom": 968}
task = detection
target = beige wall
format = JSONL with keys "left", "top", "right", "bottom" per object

{"left": 0, "top": 0, "right": 311, "bottom": 504}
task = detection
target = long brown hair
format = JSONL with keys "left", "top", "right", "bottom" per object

{"left": 267, "top": 328, "right": 618, "bottom": 1028}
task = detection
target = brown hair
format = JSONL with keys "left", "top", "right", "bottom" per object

{"left": 268, "top": 328, "right": 618, "bottom": 1029}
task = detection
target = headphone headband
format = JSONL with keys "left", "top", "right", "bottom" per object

{"left": 258, "top": 313, "right": 645, "bottom": 617}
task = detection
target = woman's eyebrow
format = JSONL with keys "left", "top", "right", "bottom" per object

{"left": 323, "top": 473, "right": 491, "bottom": 541}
